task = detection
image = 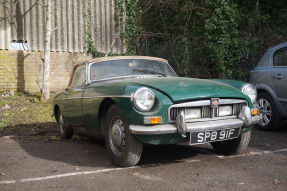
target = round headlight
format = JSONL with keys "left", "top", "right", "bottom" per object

{"left": 133, "top": 87, "right": 155, "bottom": 111}
{"left": 241, "top": 83, "right": 257, "bottom": 103}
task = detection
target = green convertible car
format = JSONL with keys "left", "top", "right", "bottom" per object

{"left": 52, "top": 56, "right": 262, "bottom": 167}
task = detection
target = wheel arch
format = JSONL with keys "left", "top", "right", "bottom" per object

{"left": 98, "top": 98, "right": 116, "bottom": 131}
{"left": 255, "top": 83, "right": 285, "bottom": 115}
{"left": 53, "top": 104, "right": 60, "bottom": 122}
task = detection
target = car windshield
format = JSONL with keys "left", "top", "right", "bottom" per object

{"left": 89, "top": 58, "right": 177, "bottom": 80}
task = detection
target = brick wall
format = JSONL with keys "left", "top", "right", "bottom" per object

{"left": 0, "top": 50, "right": 92, "bottom": 93}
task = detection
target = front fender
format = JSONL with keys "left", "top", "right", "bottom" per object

{"left": 255, "top": 83, "right": 285, "bottom": 114}
{"left": 113, "top": 89, "right": 173, "bottom": 125}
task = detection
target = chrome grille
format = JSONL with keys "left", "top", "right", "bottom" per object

{"left": 169, "top": 99, "right": 247, "bottom": 122}
{"left": 202, "top": 106, "right": 210, "bottom": 118}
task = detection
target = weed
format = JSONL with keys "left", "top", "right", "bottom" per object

{"left": 0, "top": 93, "right": 54, "bottom": 130}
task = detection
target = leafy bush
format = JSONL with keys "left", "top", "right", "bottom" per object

{"left": 135, "top": 0, "right": 287, "bottom": 81}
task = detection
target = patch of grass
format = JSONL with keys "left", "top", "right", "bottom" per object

{"left": 0, "top": 92, "right": 55, "bottom": 130}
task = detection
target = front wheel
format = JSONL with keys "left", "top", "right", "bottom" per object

{"left": 104, "top": 105, "right": 143, "bottom": 167}
{"left": 210, "top": 131, "right": 251, "bottom": 155}
{"left": 256, "top": 92, "right": 283, "bottom": 131}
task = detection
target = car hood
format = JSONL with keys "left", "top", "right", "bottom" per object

{"left": 131, "top": 77, "right": 246, "bottom": 102}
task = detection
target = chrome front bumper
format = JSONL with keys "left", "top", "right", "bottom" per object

{"left": 129, "top": 106, "right": 262, "bottom": 135}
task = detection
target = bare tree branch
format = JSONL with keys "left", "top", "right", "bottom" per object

{"left": 1, "top": 0, "right": 19, "bottom": 24}
{"left": 32, "top": 0, "right": 47, "bottom": 7}
{"left": 51, "top": 25, "right": 60, "bottom": 32}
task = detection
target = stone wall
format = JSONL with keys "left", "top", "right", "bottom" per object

{"left": 0, "top": 50, "right": 92, "bottom": 93}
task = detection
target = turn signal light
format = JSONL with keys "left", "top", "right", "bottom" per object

{"left": 144, "top": 117, "right": 162, "bottom": 124}
{"left": 251, "top": 109, "right": 259, "bottom": 115}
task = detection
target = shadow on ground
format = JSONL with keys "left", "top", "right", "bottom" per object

{"left": 1, "top": 121, "right": 287, "bottom": 168}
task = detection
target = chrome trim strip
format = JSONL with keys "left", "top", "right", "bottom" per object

{"left": 53, "top": 95, "right": 131, "bottom": 101}
{"left": 129, "top": 115, "right": 262, "bottom": 135}
{"left": 169, "top": 99, "right": 246, "bottom": 108}
{"left": 185, "top": 115, "right": 237, "bottom": 123}
{"left": 170, "top": 100, "right": 210, "bottom": 107}
{"left": 219, "top": 99, "right": 247, "bottom": 104}
{"left": 82, "top": 95, "right": 131, "bottom": 99}
{"left": 129, "top": 124, "right": 178, "bottom": 135}
{"left": 251, "top": 115, "right": 263, "bottom": 125}
{"left": 89, "top": 75, "right": 158, "bottom": 83}
{"left": 278, "top": 98, "right": 287, "bottom": 103}
{"left": 89, "top": 57, "right": 169, "bottom": 64}
{"left": 185, "top": 118, "right": 243, "bottom": 133}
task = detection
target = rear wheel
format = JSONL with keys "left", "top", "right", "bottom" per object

{"left": 256, "top": 92, "right": 283, "bottom": 131}
{"left": 210, "top": 131, "right": 251, "bottom": 155}
{"left": 57, "top": 109, "right": 73, "bottom": 139}
{"left": 105, "top": 105, "right": 142, "bottom": 167}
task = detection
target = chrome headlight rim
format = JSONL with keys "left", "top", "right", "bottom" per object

{"left": 241, "top": 83, "right": 257, "bottom": 103}
{"left": 133, "top": 87, "right": 155, "bottom": 112}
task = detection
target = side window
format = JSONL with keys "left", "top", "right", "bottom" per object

{"left": 273, "top": 47, "right": 287, "bottom": 67}
{"left": 70, "top": 65, "right": 86, "bottom": 87}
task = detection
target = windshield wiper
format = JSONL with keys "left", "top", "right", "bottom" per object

{"left": 133, "top": 69, "right": 166, "bottom": 77}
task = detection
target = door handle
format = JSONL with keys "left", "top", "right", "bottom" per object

{"left": 273, "top": 74, "right": 283, "bottom": 79}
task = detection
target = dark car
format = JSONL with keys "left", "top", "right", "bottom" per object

{"left": 52, "top": 56, "right": 262, "bottom": 167}
{"left": 249, "top": 42, "right": 287, "bottom": 131}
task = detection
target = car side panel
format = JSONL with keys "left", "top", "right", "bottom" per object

{"left": 269, "top": 68, "right": 287, "bottom": 114}
{"left": 250, "top": 43, "right": 287, "bottom": 117}
{"left": 82, "top": 85, "right": 107, "bottom": 138}
{"left": 63, "top": 87, "right": 86, "bottom": 133}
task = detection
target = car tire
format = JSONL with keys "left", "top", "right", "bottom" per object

{"left": 210, "top": 131, "right": 251, "bottom": 155}
{"left": 57, "top": 109, "right": 73, "bottom": 139}
{"left": 256, "top": 92, "right": 284, "bottom": 131}
{"left": 105, "top": 104, "right": 143, "bottom": 167}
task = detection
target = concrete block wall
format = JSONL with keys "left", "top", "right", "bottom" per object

{"left": 0, "top": 50, "right": 92, "bottom": 93}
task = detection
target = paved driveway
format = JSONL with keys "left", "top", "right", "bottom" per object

{"left": 1, "top": 124, "right": 287, "bottom": 191}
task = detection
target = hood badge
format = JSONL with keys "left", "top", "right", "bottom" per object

{"left": 211, "top": 98, "right": 219, "bottom": 108}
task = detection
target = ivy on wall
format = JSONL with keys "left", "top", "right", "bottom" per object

{"left": 116, "top": 0, "right": 140, "bottom": 55}
{"left": 201, "top": 0, "right": 254, "bottom": 79}
{"left": 136, "top": 0, "right": 287, "bottom": 81}
{"left": 82, "top": 0, "right": 105, "bottom": 57}
{"left": 83, "top": 0, "right": 287, "bottom": 81}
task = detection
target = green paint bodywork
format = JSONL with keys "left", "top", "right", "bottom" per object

{"left": 241, "top": 126, "right": 253, "bottom": 134}
{"left": 134, "top": 77, "right": 249, "bottom": 102}
{"left": 52, "top": 75, "right": 255, "bottom": 145}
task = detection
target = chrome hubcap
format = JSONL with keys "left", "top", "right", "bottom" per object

{"left": 111, "top": 121, "right": 123, "bottom": 148}
{"left": 257, "top": 98, "right": 272, "bottom": 126}
{"left": 110, "top": 117, "right": 125, "bottom": 156}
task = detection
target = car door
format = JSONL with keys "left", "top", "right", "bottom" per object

{"left": 63, "top": 64, "right": 87, "bottom": 133}
{"left": 269, "top": 47, "right": 287, "bottom": 113}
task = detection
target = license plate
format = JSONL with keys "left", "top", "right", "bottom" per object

{"left": 189, "top": 127, "right": 241, "bottom": 145}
